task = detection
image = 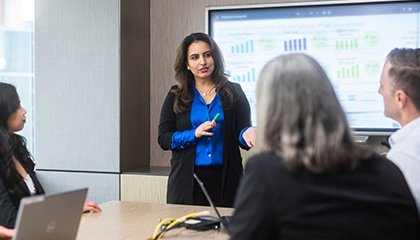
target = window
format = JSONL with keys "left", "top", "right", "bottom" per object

{"left": 0, "top": 0, "right": 35, "bottom": 153}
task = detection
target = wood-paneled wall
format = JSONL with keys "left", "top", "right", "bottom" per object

{"left": 121, "top": 175, "right": 168, "bottom": 203}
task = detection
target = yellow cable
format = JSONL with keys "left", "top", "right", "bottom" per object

{"left": 155, "top": 211, "right": 210, "bottom": 239}
{"left": 152, "top": 218, "right": 175, "bottom": 239}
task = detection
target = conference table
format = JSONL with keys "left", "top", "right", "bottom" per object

{"left": 76, "top": 201, "right": 233, "bottom": 240}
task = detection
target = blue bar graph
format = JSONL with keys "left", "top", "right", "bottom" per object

{"left": 285, "top": 38, "right": 307, "bottom": 52}
{"left": 232, "top": 68, "right": 256, "bottom": 83}
{"left": 231, "top": 40, "right": 254, "bottom": 54}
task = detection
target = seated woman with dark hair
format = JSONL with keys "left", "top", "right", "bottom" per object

{"left": 0, "top": 82, "right": 101, "bottom": 229}
{"left": 229, "top": 54, "right": 420, "bottom": 240}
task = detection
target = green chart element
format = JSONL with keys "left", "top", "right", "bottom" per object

{"left": 258, "top": 35, "right": 276, "bottom": 51}
{"left": 336, "top": 39, "right": 358, "bottom": 50}
{"left": 311, "top": 33, "right": 329, "bottom": 49}
{"left": 337, "top": 64, "right": 359, "bottom": 78}
{"left": 365, "top": 60, "right": 382, "bottom": 76}
{"left": 364, "top": 31, "right": 381, "bottom": 47}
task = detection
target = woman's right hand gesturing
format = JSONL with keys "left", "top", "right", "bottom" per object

{"left": 195, "top": 121, "right": 217, "bottom": 138}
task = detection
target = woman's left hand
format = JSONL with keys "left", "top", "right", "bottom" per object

{"left": 243, "top": 127, "right": 256, "bottom": 148}
{"left": 83, "top": 200, "right": 102, "bottom": 213}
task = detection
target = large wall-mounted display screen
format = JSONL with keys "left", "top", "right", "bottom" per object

{"left": 206, "top": 0, "right": 420, "bottom": 135}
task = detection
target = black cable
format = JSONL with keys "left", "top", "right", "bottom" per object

{"left": 381, "top": 141, "right": 390, "bottom": 149}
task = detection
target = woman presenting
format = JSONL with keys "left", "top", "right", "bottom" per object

{"left": 0, "top": 82, "right": 101, "bottom": 229}
{"left": 158, "top": 32, "right": 255, "bottom": 207}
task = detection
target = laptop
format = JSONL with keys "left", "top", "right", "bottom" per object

{"left": 193, "top": 173, "right": 232, "bottom": 231}
{"left": 12, "top": 188, "right": 88, "bottom": 240}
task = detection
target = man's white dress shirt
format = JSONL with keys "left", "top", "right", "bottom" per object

{"left": 387, "top": 116, "right": 420, "bottom": 215}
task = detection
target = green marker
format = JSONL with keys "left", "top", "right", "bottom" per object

{"left": 212, "top": 113, "right": 220, "bottom": 123}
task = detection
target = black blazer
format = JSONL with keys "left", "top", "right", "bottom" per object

{"left": 0, "top": 157, "right": 45, "bottom": 228}
{"left": 230, "top": 152, "right": 420, "bottom": 240}
{"left": 158, "top": 82, "right": 251, "bottom": 207}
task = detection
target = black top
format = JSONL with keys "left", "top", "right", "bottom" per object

{"left": 158, "top": 82, "right": 251, "bottom": 207}
{"left": 0, "top": 157, "right": 45, "bottom": 228}
{"left": 230, "top": 152, "right": 420, "bottom": 240}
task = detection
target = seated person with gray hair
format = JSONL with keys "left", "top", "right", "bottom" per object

{"left": 229, "top": 53, "right": 419, "bottom": 240}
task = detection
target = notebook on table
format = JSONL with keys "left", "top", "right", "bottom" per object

{"left": 193, "top": 173, "right": 232, "bottom": 231}
{"left": 12, "top": 188, "right": 88, "bottom": 240}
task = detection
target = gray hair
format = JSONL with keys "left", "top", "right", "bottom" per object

{"left": 256, "top": 54, "right": 369, "bottom": 174}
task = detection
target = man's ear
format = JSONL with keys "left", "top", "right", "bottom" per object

{"left": 395, "top": 89, "right": 408, "bottom": 109}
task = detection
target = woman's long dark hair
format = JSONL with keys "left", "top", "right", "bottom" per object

{"left": 0, "top": 82, "right": 35, "bottom": 200}
{"left": 172, "top": 32, "right": 235, "bottom": 114}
